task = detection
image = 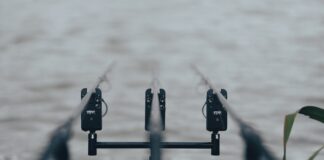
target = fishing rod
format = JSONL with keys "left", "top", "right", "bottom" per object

{"left": 39, "top": 62, "right": 115, "bottom": 160}
{"left": 191, "top": 65, "right": 277, "bottom": 160}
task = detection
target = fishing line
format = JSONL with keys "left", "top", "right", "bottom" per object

{"left": 101, "top": 98, "right": 109, "bottom": 117}
{"left": 201, "top": 102, "right": 207, "bottom": 119}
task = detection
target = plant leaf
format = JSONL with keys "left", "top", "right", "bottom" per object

{"left": 283, "top": 106, "right": 324, "bottom": 160}
{"left": 308, "top": 145, "right": 324, "bottom": 160}
{"left": 283, "top": 112, "right": 298, "bottom": 160}
{"left": 299, "top": 106, "right": 324, "bottom": 123}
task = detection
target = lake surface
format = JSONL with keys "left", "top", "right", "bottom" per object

{"left": 0, "top": 0, "right": 324, "bottom": 159}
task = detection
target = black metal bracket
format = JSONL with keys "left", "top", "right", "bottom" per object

{"left": 87, "top": 132, "right": 220, "bottom": 156}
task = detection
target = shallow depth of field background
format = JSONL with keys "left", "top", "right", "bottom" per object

{"left": 0, "top": 0, "right": 324, "bottom": 160}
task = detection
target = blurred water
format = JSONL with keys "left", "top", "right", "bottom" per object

{"left": 1, "top": 0, "right": 324, "bottom": 160}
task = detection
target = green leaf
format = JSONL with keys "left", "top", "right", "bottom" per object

{"left": 283, "top": 106, "right": 324, "bottom": 160}
{"left": 283, "top": 112, "right": 298, "bottom": 160}
{"left": 308, "top": 145, "right": 324, "bottom": 160}
{"left": 299, "top": 106, "right": 324, "bottom": 123}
